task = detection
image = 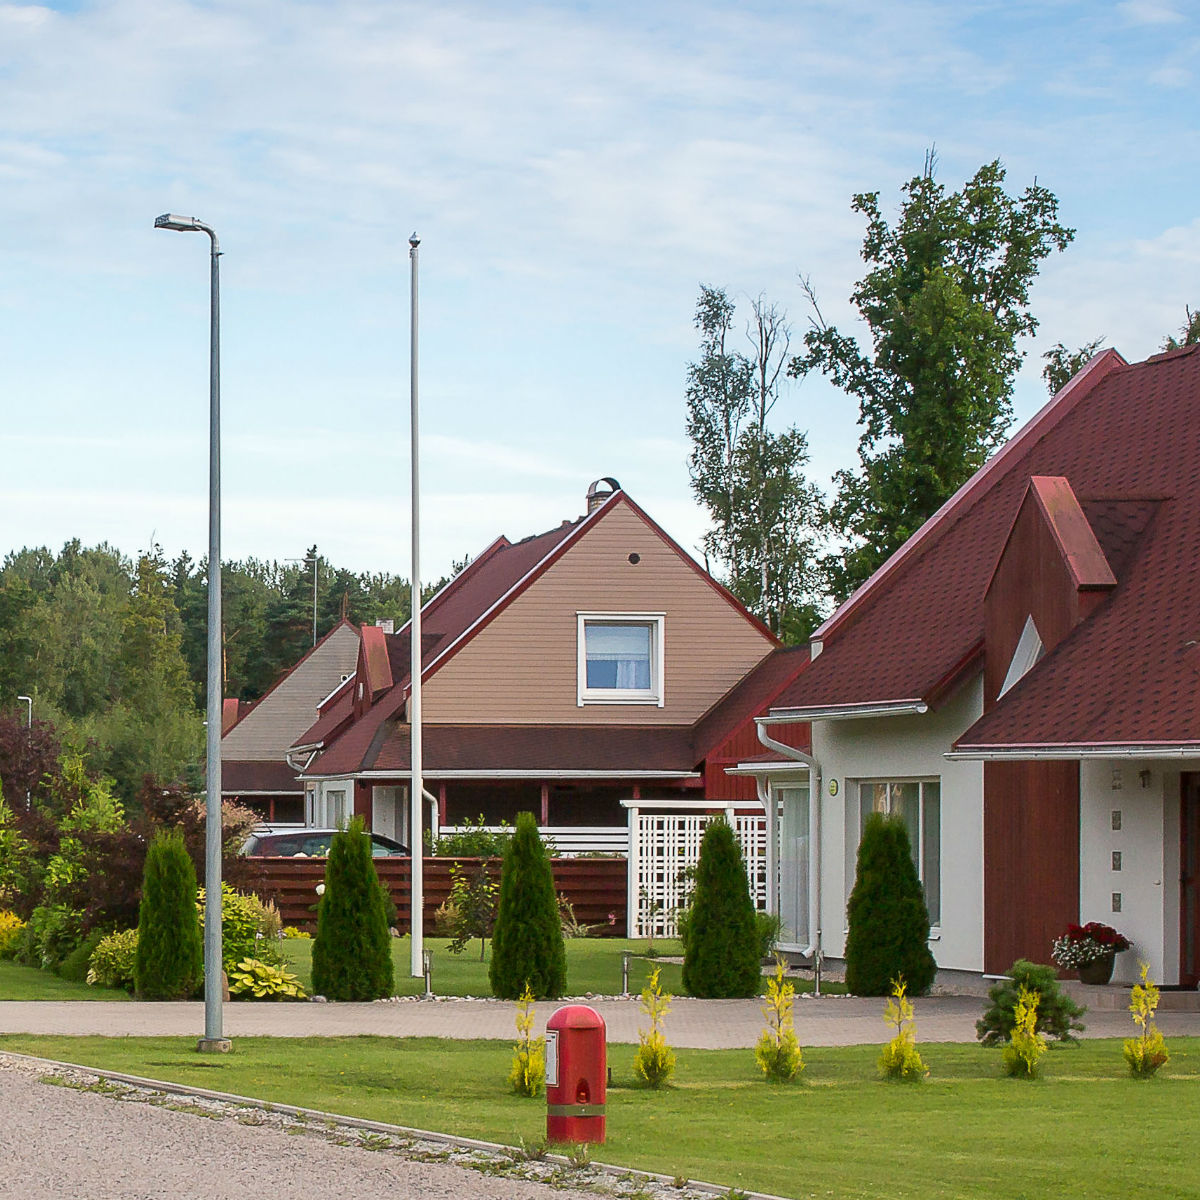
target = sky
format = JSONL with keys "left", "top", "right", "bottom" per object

{"left": 2, "top": 0, "right": 1198, "bottom": 581}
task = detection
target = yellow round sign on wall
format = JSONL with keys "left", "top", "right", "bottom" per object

{"left": 828, "top": 779, "right": 839, "bottom": 796}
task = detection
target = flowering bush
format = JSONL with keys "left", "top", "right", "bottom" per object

{"left": 0, "top": 910, "right": 25, "bottom": 960}
{"left": 1051, "top": 922, "right": 1131, "bottom": 969}
{"left": 87, "top": 928, "right": 138, "bottom": 990}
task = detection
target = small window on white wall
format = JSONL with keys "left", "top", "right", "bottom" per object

{"left": 852, "top": 779, "right": 941, "bottom": 927}
{"left": 577, "top": 613, "right": 664, "bottom": 705}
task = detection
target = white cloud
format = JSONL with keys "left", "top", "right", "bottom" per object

{"left": 1117, "top": 1, "right": 1185, "bottom": 24}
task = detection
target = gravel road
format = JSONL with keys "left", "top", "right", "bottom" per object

{"left": 0, "top": 1061, "right": 613, "bottom": 1200}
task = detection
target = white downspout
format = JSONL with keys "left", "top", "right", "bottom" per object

{"left": 756, "top": 721, "right": 822, "bottom": 990}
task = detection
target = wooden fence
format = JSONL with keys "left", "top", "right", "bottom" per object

{"left": 252, "top": 856, "right": 627, "bottom": 936}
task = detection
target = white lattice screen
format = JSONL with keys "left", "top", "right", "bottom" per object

{"left": 630, "top": 812, "right": 769, "bottom": 938}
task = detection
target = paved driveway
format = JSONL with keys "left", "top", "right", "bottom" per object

{"left": 3, "top": 994, "right": 1199, "bottom": 1046}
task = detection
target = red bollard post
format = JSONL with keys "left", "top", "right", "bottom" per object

{"left": 545, "top": 1004, "right": 606, "bottom": 1144}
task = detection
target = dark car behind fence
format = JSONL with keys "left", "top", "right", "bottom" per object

{"left": 254, "top": 856, "right": 627, "bottom": 936}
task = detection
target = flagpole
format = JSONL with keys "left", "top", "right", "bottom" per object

{"left": 408, "top": 232, "right": 424, "bottom": 978}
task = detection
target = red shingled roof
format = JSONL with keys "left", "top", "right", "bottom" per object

{"left": 223, "top": 760, "right": 301, "bottom": 793}
{"left": 302, "top": 723, "right": 700, "bottom": 777}
{"left": 691, "top": 645, "right": 811, "bottom": 761}
{"left": 774, "top": 344, "right": 1200, "bottom": 750}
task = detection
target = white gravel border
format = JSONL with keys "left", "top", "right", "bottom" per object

{"left": 0, "top": 1051, "right": 788, "bottom": 1200}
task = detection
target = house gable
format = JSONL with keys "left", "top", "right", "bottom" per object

{"left": 983, "top": 476, "right": 1116, "bottom": 708}
{"left": 222, "top": 620, "right": 360, "bottom": 763}
{"left": 423, "top": 497, "right": 780, "bottom": 726}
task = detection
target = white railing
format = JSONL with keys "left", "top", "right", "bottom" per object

{"left": 435, "top": 824, "right": 627, "bottom": 857}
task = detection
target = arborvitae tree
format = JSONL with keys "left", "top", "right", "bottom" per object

{"left": 845, "top": 812, "right": 937, "bottom": 997}
{"left": 311, "top": 817, "right": 394, "bottom": 1001}
{"left": 489, "top": 812, "right": 566, "bottom": 1000}
{"left": 681, "top": 817, "right": 760, "bottom": 999}
{"left": 134, "top": 827, "right": 203, "bottom": 1000}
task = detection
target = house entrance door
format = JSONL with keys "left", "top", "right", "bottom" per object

{"left": 1182, "top": 775, "right": 1200, "bottom": 987}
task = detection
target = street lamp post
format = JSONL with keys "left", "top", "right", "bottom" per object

{"left": 16, "top": 695, "right": 31, "bottom": 809}
{"left": 154, "top": 213, "right": 229, "bottom": 1053}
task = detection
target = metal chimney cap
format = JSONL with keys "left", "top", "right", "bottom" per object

{"left": 586, "top": 477, "right": 621, "bottom": 512}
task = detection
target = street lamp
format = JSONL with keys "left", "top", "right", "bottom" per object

{"left": 154, "top": 212, "right": 228, "bottom": 1053}
{"left": 16, "top": 696, "right": 31, "bottom": 809}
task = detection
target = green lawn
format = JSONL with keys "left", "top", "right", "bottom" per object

{"left": 280, "top": 936, "right": 844, "bottom": 998}
{"left": 0, "top": 1033, "right": 1193, "bottom": 1199}
{"left": 0, "top": 960, "right": 131, "bottom": 1002}
{"left": 283, "top": 936, "right": 688, "bottom": 997}
{"left": 0, "top": 937, "right": 843, "bottom": 1002}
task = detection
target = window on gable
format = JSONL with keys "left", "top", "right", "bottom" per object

{"left": 577, "top": 613, "right": 664, "bottom": 705}
{"left": 999, "top": 615, "right": 1044, "bottom": 699}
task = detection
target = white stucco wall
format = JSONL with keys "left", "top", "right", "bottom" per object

{"left": 1079, "top": 761, "right": 1184, "bottom": 985}
{"left": 810, "top": 677, "right": 985, "bottom": 973}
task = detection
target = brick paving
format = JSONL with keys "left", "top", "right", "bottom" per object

{"left": 3, "top": 994, "right": 1199, "bottom": 1047}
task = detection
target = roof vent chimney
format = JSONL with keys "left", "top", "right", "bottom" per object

{"left": 376, "top": 619, "right": 394, "bottom": 634}
{"left": 586, "top": 477, "right": 621, "bottom": 514}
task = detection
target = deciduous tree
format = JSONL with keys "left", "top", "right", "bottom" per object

{"left": 687, "top": 287, "right": 826, "bottom": 640}
{"left": 794, "top": 154, "right": 1074, "bottom": 598}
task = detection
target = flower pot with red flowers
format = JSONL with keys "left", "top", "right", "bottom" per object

{"left": 1051, "top": 921, "right": 1131, "bottom": 984}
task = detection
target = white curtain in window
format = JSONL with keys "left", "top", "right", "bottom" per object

{"left": 586, "top": 623, "right": 651, "bottom": 689}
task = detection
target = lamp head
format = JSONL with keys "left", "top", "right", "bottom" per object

{"left": 155, "top": 213, "right": 204, "bottom": 232}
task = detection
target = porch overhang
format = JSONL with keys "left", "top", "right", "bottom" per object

{"left": 725, "top": 760, "right": 813, "bottom": 777}
{"left": 299, "top": 768, "right": 702, "bottom": 782}
{"left": 761, "top": 699, "right": 929, "bottom": 723}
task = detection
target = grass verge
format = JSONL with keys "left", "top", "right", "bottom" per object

{"left": 0, "top": 1033, "right": 1193, "bottom": 1199}
{"left": 0, "top": 960, "right": 130, "bottom": 1002}
{"left": 279, "top": 937, "right": 844, "bottom": 999}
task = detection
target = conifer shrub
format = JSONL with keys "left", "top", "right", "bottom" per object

{"left": 134, "top": 828, "right": 203, "bottom": 1000}
{"left": 508, "top": 983, "right": 546, "bottom": 1096}
{"left": 878, "top": 977, "right": 927, "bottom": 1081}
{"left": 311, "top": 817, "right": 394, "bottom": 1001}
{"left": 976, "top": 959, "right": 1086, "bottom": 1046}
{"left": 1123, "top": 961, "right": 1169, "bottom": 1077}
{"left": 489, "top": 812, "right": 566, "bottom": 1000}
{"left": 634, "top": 966, "right": 676, "bottom": 1087}
{"left": 754, "top": 960, "right": 804, "bottom": 1082}
{"left": 844, "top": 812, "right": 936, "bottom": 997}
{"left": 1002, "top": 986, "right": 1047, "bottom": 1078}
{"left": 681, "top": 818, "right": 760, "bottom": 999}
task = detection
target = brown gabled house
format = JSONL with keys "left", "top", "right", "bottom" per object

{"left": 740, "top": 345, "right": 1200, "bottom": 986}
{"left": 220, "top": 619, "right": 361, "bottom": 825}
{"left": 287, "top": 478, "right": 810, "bottom": 929}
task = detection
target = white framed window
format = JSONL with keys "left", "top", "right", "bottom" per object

{"left": 310, "top": 782, "right": 351, "bottom": 829}
{"left": 849, "top": 779, "right": 941, "bottom": 927}
{"left": 576, "top": 613, "right": 665, "bottom": 706}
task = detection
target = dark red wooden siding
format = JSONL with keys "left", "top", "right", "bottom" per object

{"left": 254, "top": 855, "right": 626, "bottom": 936}
{"left": 704, "top": 720, "right": 811, "bottom": 800}
{"left": 983, "top": 760, "right": 1079, "bottom": 974}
